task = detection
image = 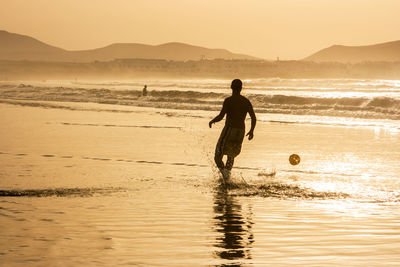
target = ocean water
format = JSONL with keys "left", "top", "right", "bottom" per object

{"left": 0, "top": 78, "right": 400, "bottom": 266}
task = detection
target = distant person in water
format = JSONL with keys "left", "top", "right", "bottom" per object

{"left": 142, "top": 85, "right": 148, "bottom": 96}
{"left": 209, "top": 79, "right": 256, "bottom": 179}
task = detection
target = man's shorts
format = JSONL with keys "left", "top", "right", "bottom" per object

{"left": 215, "top": 126, "right": 245, "bottom": 158}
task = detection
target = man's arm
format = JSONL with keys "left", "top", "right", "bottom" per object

{"left": 209, "top": 100, "right": 227, "bottom": 128}
{"left": 246, "top": 102, "right": 256, "bottom": 140}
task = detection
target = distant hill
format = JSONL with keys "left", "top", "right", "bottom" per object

{"left": 71, "top": 42, "right": 259, "bottom": 61}
{"left": 0, "top": 30, "right": 70, "bottom": 61}
{"left": 0, "top": 30, "right": 258, "bottom": 62}
{"left": 304, "top": 40, "right": 400, "bottom": 63}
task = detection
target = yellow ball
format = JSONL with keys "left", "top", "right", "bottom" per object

{"left": 289, "top": 154, "right": 300, "bottom": 165}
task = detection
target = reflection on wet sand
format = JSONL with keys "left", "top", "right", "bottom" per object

{"left": 213, "top": 183, "right": 254, "bottom": 266}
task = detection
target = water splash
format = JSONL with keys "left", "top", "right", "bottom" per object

{"left": 215, "top": 178, "right": 349, "bottom": 200}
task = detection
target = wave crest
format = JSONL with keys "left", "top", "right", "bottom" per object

{"left": 1, "top": 83, "right": 400, "bottom": 120}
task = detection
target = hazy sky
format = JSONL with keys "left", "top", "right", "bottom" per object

{"left": 1, "top": 0, "right": 399, "bottom": 59}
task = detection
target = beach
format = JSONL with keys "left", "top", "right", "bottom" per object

{"left": 1, "top": 79, "right": 400, "bottom": 266}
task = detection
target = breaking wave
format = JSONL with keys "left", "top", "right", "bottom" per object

{"left": 2, "top": 82, "right": 400, "bottom": 120}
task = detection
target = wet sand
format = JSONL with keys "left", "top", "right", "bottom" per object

{"left": 1, "top": 102, "right": 400, "bottom": 266}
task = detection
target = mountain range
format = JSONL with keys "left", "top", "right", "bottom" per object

{"left": 0, "top": 30, "right": 258, "bottom": 62}
{"left": 305, "top": 40, "right": 400, "bottom": 63}
{"left": 1, "top": 30, "right": 400, "bottom": 63}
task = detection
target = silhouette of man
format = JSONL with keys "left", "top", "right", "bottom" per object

{"left": 209, "top": 79, "right": 256, "bottom": 179}
{"left": 142, "top": 85, "right": 148, "bottom": 96}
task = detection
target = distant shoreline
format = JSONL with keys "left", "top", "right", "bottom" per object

{"left": 0, "top": 58, "right": 399, "bottom": 80}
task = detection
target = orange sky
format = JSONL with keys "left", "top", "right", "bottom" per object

{"left": 1, "top": 0, "right": 399, "bottom": 59}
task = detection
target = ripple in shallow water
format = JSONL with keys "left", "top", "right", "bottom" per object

{"left": 0, "top": 187, "right": 125, "bottom": 197}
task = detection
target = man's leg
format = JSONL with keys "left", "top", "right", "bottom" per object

{"left": 226, "top": 156, "right": 235, "bottom": 171}
{"left": 215, "top": 127, "right": 228, "bottom": 172}
{"left": 214, "top": 150, "right": 225, "bottom": 170}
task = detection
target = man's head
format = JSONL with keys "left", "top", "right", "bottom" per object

{"left": 231, "top": 79, "right": 242, "bottom": 93}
